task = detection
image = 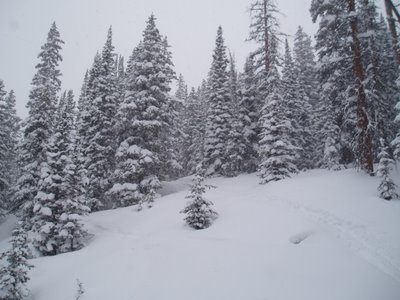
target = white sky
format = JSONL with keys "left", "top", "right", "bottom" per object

{"left": 0, "top": 0, "right": 385, "bottom": 118}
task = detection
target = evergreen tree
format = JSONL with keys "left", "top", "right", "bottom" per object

{"left": 203, "top": 26, "right": 236, "bottom": 176}
{"left": 110, "top": 14, "right": 175, "bottom": 208}
{"left": 377, "top": 138, "right": 398, "bottom": 200}
{"left": 0, "top": 222, "right": 33, "bottom": 300}
{"left": 225, "top": 54, "right": 247, "bottom": 176}
{"left": 248, "top": 0, "right": 280, "bottom": 98}
{"left": 182, "top": 88, "right": 206, "bottom": 175}
{"left": 311, "top": 0, "right": 355, "bottom": 168}
{"left": 0, "top": 83, "right": 20, "bottom": 214}
{"left": 181, "top": 168, "right": 217, "bottom": 230}
{"left": 75, "top": 55, "right": 101, "bottom": 210}
{"left": 237, "top": 55, "right": 260, "bottom": 172}
{"left": 281, "top": 40, "right": 305, "bottom": 170}
{"left": 32, "top": 90, "right": 88, "bottom": 255}
{"left": 14, "top": 22, "right": 63, "bottom": 227}
{"left": 258, "top": 36, "right": 298, "bottom": 184}
{"left": 292, "top": 27, "right": 319, "bottom": 168}
{"left": 359, "top": 3, "right": 399, "bottom": 158}
{"left": 84, "top": 27, "right": 119, "bottom": 210}
{"left": 175, "top": 74, "right": 188, "bottom": 101}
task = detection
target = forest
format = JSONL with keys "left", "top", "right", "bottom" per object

{"left": 1, "top": 0, "right": 400, "bottom": 299}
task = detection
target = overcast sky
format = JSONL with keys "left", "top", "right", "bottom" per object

{"left": 0, "top": 0, "right": 385, "bottom": 118}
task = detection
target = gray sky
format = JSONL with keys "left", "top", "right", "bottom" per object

{"left": 0, "top": 0, "right": 380, "bottom": 118}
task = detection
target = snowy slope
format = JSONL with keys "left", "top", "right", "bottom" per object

{"left": 1, "top": 169, "right": 400, "bottom": 300}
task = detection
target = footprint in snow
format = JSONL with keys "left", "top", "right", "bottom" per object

{"left": 289, "top": 231, "right": 313, "bottom": 245}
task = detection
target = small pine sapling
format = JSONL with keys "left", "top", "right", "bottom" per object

{"left": 75, "top": 279, "right": 85, "bottom": 300}
{"left": 0, "top": 222, "right": 33, "bottom": 300}
{"left": 181, "top": 169, "right": 217, "bottom": 230}
{"left": 377, "top": 138, "right": 398, "bottom": 200}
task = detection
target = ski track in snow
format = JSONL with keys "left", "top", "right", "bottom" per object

{"left": 270, "top": 194, "right": 400, "bottom": 283}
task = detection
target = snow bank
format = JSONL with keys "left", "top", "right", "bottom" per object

{"left": 1, "top": 169, "right": 400, "bottom": 300}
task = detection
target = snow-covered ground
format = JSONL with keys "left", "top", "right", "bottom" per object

{"left": 1, "top": 169, "right": 400, "bottom": 300}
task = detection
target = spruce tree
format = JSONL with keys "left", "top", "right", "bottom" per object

{"left": 281, "top": 40, "right": 305, "bottom": 170}
{"left": 359, "top": 3, "right": 399, "bottom": 158}
{"left": 181, "top": 168, "right": 217, "bottom": 230}
{"left": 110, "top": 14, "right": 175, "bottom": 208}
{"left": 0, "top": 83, "right": 20, "bottom": 214}
{"left": 237, "top": 55, "right": 260, "bottom": 172}
{"left": 258, "top": 36, "right": 298, "bottom": 184}
{"left": 182, "top": 88, "right": 206, "bottom": 175}
{"left": 84, "top": 27, "right": 119, "bottom": 210}
{"left": 311, "top": 0, "right": 355, "bottom": 168}
{"left": 0, "top": 222, "right": 33, "bottom": 300}
{"left": 377, "top": 138, "right": 398, "bottom": 200}
{"left": 203, "top": 26, "right": 235, "bottom": 176}
{"left": 292, "top": 27, "right": 319, "bottom": 168}
{"left": 14, "top": 22, "right": 63, "bottom": 227}
{"left": 32, "top": 90, "right": 89, "bottom": 255}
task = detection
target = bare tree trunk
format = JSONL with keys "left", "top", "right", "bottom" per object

{"left": 348, "top": 0, "right": 374, "bottom": 175}
{"left": 385, "top": 0, "right": 400, "bottom": 65}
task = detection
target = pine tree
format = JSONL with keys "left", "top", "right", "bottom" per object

{"left": 182, "top": 88, "right": 206, "bottom": 175}
{"left": 237, "top": 55, "right": 260, "bottom": 172}
{"left": 225, "top": 54, "right": 247, "bottom": 176}
{"left": 377, "top": 138, "right": 398, "bottom": 200}
{"left": 292, "top": 27, "right": 319, "bottom": 168}
{"left": 311, "top": 0, "right": 355, "bottom": 168}
{"left": 32, "top": 91, "right": 89, "bottom": 255}
{"left": 175, "top": 74, "right": 188, "bottom": 101}
{"left": 181, "top": 168, "right": 217, "bottom": 230}
{"left": 0, "top": 83, "right": 20, "bottom": 214}
{"left": 281, "top": 40, "right": 305, "bottom": 170}
{"left": 14, "top": 22, "right": 63, "bottom": 227}
{"left": 258, "top": 36, "right": 298, "bottom": 184}
{"left": 84, "top": 27, "right": 119, "bottom": 210}
{"left": 203, "top": 26, "right": 235, "bottom": 176}
{"left": 0, "top": 222, "right": 33, "bottom": 300}
{"left": 75, "top": 55, "right": 101, "bottom": 210}
{"left": 110, "top": 15, "right": 175, "bottom": 208}
{"left": 248, "top": 0, "right": 280, "bottom": 98}
{"left": 359, "top": 2, "right": 399, "bottom": 158}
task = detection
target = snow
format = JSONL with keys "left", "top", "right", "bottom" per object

{"left": 2, "top": 169, "right": 400, "bottom": 299}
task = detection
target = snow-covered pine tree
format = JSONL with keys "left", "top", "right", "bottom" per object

{"left": 0, "top": 222, "right": 33, "bottom": 300}
{"left": 175, "top": 74, "right": 188, "bottom": 101}
{"left": 203, "top": 26, "right": 236, "bottom": 177}
{"left": 310, "top": 0, "right": 355, "bottom": 169}
{"left": 237, "top": 55, "right": 260, "bottom": 172}
{"left": 32, "top": 90, "right": 89, "bottom": 256}
{"left": 292, "top": 27, "right": 319, "bottom": 168}
{"left": 182, "top": 88, "right": 206, "bottom": 175}
{"left": 181, "top": 168, "right": 217, "bottom": 230}
{"left": 84, "top": 27, "right": 119, "bottom": 210}
{"left": 281, "top": 40, "right": 305, "bottom": 170}
{"left": 14, "top": 22, "right": 63, "bottom": 228}
{"left": 377, "top": 138, "right": 398, "bottom": 200}
{"left": 75, "top": 55, "right": 101, "bottom": 210}
{"left": 258, "top": 36, "right": 298, "bottom": 184}
{"left": 248, "top": 0, "right": 280, "bottom": 99}
{"left": 110, "top": 15, "right": 175, "bottom": 208}
{"left": 0, "top": 80, "right": 9, "bottom": 216}
{"left": 0, "top": 83, "right": 20, "bottom": 215}
{"left": 224, "top": 54, "right": 247, "bottom": 176}
{"left": 359, "top": 2, "right": 399, "bottom": 158}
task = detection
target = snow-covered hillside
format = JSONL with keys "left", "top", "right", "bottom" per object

{"left": 1, "top": 169, "right": 400, "bottom": 300}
